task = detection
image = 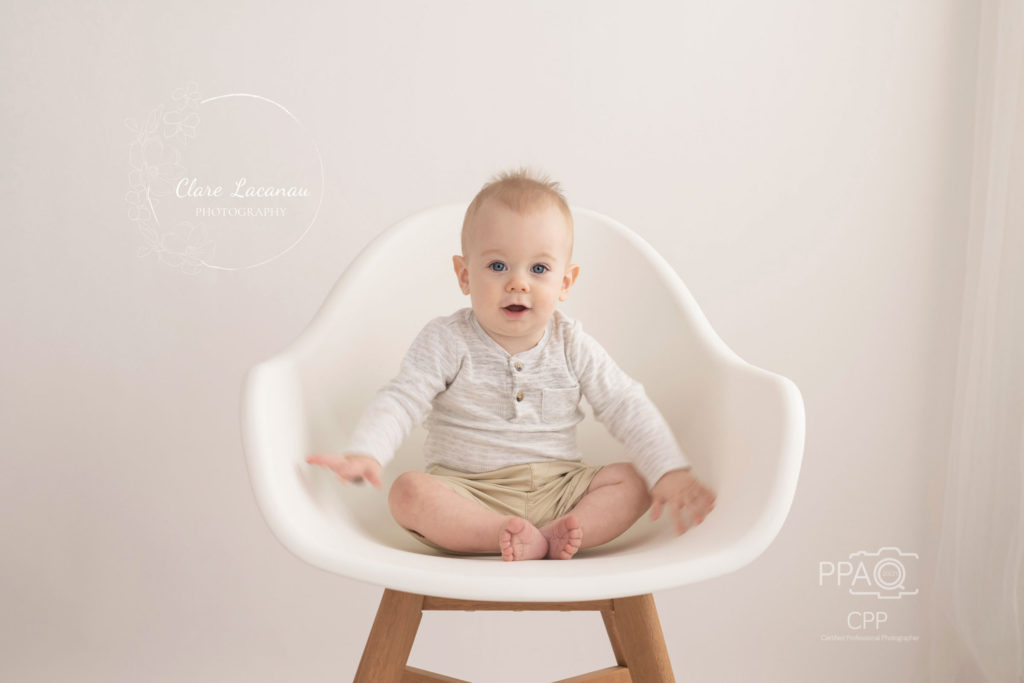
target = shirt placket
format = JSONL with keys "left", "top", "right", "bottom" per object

{"left": 510, "top": 357, "right": 526, "bottom": 419}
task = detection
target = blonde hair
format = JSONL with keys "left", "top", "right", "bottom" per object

{"left": 461, "top": 167, "right": 574, "bottom": 257}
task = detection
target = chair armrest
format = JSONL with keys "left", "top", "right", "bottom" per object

{"left": 699, "top": 357, "right": 805, "bottom": 562}
{"left": 241, "top": 358, "right": 370, "bottom": 566}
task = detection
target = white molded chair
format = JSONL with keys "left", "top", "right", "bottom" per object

{"left": 241, "top": 204, "right": 805, "bottom": 682}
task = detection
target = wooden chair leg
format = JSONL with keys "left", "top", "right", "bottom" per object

{"left": 354, "top": 591, "right": 674, "bottom": 683}
{"left": 607, "top": 594, "right": 675, "bottom": 683}
{"left": 354, "top": 589, "right": 425, "bottom": 683}
{"left": 600, "top": 607, "right": 627, "bottom": 667}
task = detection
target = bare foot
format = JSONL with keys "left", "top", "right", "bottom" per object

{"left": 540, "top": 514, "right": 583, "bottom": 560}
{"left": 499, "top": 517, "right": 548, "bottom": 561}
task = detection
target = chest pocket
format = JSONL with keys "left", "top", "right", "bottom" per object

{"left": 541, "top": 385, "right": 581, "bottom": 424}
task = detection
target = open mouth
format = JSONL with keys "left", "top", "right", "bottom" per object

{"left": 504, "top": 305, "right": 528, "bottom": 312}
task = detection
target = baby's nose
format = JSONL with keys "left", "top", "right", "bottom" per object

{"left": 506, "top": 276, "right": 529, "bottom": 292}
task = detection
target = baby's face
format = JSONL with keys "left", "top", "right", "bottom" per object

{"left": 453, "top": 199, "right": 579, "bottom": 355}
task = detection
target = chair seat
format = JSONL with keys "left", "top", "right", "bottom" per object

{"left": 241, "top": 204, "right": 804, "bottom": 602}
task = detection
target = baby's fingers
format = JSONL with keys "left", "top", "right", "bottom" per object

{"left": 307, "top": 454, "right": 345, "bottom": 472}
{"left": 650, "top": 498, "right": 664, "bottom": 522}
{"left": 698, "top": 489, "right": 717, "bottom": 516}
{"left": 671, "top": 501, "right": 691, "bottom": 535}
{"left": 307, "top": 455, "right": 356, "bottom": 481}
{"left": 333, "top": 463, "right": 366, "bottom": 483}
{"left": 363, "top": 467, "right": 384, "bottom": 489}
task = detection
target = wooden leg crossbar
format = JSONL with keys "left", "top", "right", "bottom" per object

{"left": 354, "top": 589, "right": 675, "bottom": 683}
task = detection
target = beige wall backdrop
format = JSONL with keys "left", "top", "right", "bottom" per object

{"left": 1, "top": 1, "right": 978, "bottom": 681}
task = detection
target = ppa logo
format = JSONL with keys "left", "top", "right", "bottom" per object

{"left": 819, "top": 547, "right": 919, "bottom": 600}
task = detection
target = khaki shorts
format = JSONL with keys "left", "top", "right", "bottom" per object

{"left": 404, "top": 460, "right": 604, "bottom": 555}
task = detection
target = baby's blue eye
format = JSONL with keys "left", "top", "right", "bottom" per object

{"left": 531, "top": 264, "right": 549, "bottom": 274}
{"left": 488, "top": 262, "right": 507, "bottom": 272}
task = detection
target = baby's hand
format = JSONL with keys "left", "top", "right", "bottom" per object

{"left": 306, "top": 453, "right": 383, "bottom": 489}
{"left": 650, "top": 468, "right": 716, "bottom": 535}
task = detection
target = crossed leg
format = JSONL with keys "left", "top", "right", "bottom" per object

{"left": 388, "top": 462, "right": 651, "bottom": 561}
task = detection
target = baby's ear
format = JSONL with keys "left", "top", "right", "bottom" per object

{"left": 452, "top": 254, "right": 470, "bottom": 294}
{"left": 559, "top": 263, "right": 581, "bottom": 301}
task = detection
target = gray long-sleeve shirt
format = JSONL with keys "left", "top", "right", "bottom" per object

{"left": 345, "top": 307, "right": 689, "bottom": 490}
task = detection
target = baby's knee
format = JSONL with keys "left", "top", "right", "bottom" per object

{"left": 592, "top": 462, "right": 649, "bottom": 504}
{"left": 608, "top": 462, "right": 652, "bottom": 506}
{"left": 602, "top": 462, "right": 644, "bottom": 486}
{"left": 388, "top": 471, "right": 431, "bottom": 519}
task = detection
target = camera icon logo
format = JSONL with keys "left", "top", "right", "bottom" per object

{"left": 848, "top": 547, "right": 918, "bottom": 599}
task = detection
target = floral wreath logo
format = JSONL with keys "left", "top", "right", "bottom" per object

{"left": 124, "top": 83, "right": 324, "bottom": 273}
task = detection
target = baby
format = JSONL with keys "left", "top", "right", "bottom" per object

{"left": 307, "top": 169, "right": 716, "bottom": 561}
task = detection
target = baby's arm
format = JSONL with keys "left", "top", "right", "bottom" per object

{"left": 307, "top": 317, "right": 459, "bottom": 485}
{"left": 306, "top": 453, "right": 383, "bottom": 488}
{"left": 567, "top": 320, "right": 690, "bottom": 488}
{"left": 567, "top": 320, "right": 716, "bottom": 534}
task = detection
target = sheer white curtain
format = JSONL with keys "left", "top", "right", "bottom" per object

{"left": 930, "top": 0, "right": 1024, "bottom": 681}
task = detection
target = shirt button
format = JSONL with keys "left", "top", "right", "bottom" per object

{"left": 515, "top": 391, "right": 524, "bottom": 402}
{"left": 514, "top": 361, "right": 523, "bottom": 371}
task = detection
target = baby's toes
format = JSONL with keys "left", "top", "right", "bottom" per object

{"left": 499, "top": 522, "right": 515, "bottom": 560}
{"left": 554, "top": 540, "right": 576, "bottom": 560}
